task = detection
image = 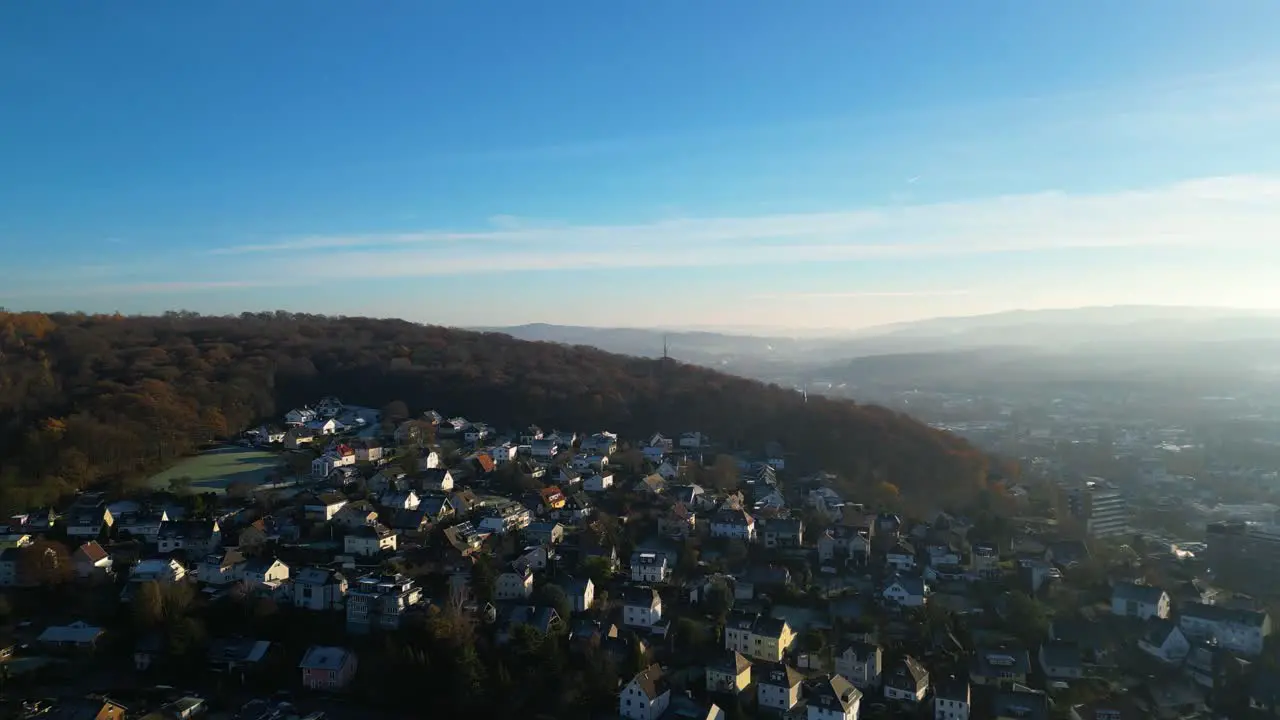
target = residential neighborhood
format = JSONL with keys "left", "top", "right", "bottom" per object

{"left": 0, "top": 395, "right": 1276, "bottom": 720}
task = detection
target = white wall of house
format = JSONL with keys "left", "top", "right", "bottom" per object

{"left": 496, "top": 572, "right": 533, "bottom": 600}
{"left": 758, "top": 682, "right": 799, "bottom": 711}
{"left": 934, "top": 697, "right": 970, "bottom": 720}
{"left": 624, "top": 600, "right": 662, "bottom": 628}
{"left": 619, "top": 680, "right": 669, "bottom": 720}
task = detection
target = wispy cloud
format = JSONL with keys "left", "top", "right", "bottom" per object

{"left": 750, "top": 290, "right": 973, "bottom": 300}
{"left": 21, "top": 174, "right": 1280, "bottom": 295}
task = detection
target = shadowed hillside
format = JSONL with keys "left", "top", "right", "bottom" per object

{"left": 0, "top": 311, "right": 987, "bottom": 513}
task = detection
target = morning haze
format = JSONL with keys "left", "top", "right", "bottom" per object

{"left": 3, "top": 2, "right": 1280, "bottom": 719}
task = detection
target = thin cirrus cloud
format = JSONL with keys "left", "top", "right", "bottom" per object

{"left": 211, "top": 174, "right": 1280, "bottom": 276}
{"left": 749, "top": 291, "right": 974, "bottom": 300}
{"left": 28, "top": 173, "right": 1280, "bottom": 297}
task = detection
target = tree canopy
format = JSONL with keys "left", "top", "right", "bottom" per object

{"left": 0, "top": 311, "right": 987, "bottom": 514}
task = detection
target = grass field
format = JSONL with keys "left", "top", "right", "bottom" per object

{"left": 146, "top": 445, "right": 283, "bottom": 494}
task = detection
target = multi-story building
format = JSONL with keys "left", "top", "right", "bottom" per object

{"left": 1068, "top": 479, "right": 1128, "bottom": 539}
{"left": 345, "top": 574, "right": 421, "bottom": 633}
{"left": 1178, "top": 603, "right": 1271, "bottom": 656}
{"left": 723, "top": 611, "right": 795, "bottom": 662}
{"left": 1206, "top": 521, "right": 1280, "bottom": 595}
{"left": 630, "top": 551, "right": 671, "bottom": 584}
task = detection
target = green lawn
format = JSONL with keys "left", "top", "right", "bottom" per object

{"left": 146, "top": 445, "right": 283, "bottom": 494}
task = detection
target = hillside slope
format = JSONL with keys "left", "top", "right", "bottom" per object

{"left": 0, "top": 311, "right": 987, "bottom": 512}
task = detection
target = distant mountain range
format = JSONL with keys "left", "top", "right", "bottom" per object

{"left": 482, "top": 305, "right": 1280, "bottom": 359}
{"left": 480, "top": 306, "right": 1280, "bottom": 388}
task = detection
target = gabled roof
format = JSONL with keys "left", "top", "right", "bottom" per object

{"left": 1141, "top": 618, "right": 1182, "bottom": 647}
{"left": 708, "top": 651, "right": 751, "bottom": 675}
{"left": 933, "top": 674, "right": 969, "bottom": 702}
{"left": 810, "top": 674, "right": 861, "bottom": 712}
{"left": 621, "top": 585, "right": 660, "bottom": 607}
{"left": 629, "top": 663, "right": 669, "bottom": 700}
{"left": 888, "top": 656, "right": 928, "bottom": 689}
{"left": 972, "top": 643, "right": 1032, "bottom": 678}
{"left": 991, "top": 688, "right": 1048, "bottom": 720}
{"left": 1181, "top": 601, "right": 1269, "bottom": 627}
{"left": 1112, "top": 581, "right": 1166, "bottom": 605}
{"left": 754, "top": 661, "right": 803, "bottom": 689}
{"left": 74, "top": 541, "right": 109, "bottom": 563}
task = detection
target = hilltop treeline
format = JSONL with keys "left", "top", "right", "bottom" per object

{"left": 0, "top": 311, "right": 986, "bottom": 513}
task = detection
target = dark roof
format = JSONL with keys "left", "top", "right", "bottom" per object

{"left": 390, "top": 508, "right": 430, "bottom": 530}
{"left": 1112, "top": 582, "right": 1165, "bottom": 605}
{"left": 809, "top": 674, "right": 861, "bottom": 712}
{"left": 1141, "top": 618, "right": 1181, "bottom": 647}
{"left": 886, "top": 656, "right": 928, "bottom": 689}
{"left": 630, "top": 663, "right": 669, "bottom": 700}
{"left": 837, "top": 640, "right": 880, "bottom": 661}
{"left": 972, "top": 643, "right": 1032, "bottom": 678}
{"left": 754, "top": 661, "right": 804, "bottom": 689}
{"left": 708, "top": 651, "right": 751, "bottom": 675}
{"left": 558, "top": 576, "right": 592, "bottom": 596}
{"left": 502, "top": 604, "right": 561, "bottom": 634}
{"left": 991, "top": 688, "right": 1048, "bottom": 720}
{"left": 933, "top": 674, "right": 969, "bottom": 702}
{"left": 621, "top": 585, "right": 660, "bottom": 607}
{"left": 1181, "top": 601, "right": 1269, "bottom": 627}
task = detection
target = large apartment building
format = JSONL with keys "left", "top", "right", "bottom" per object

{"left": 1068, "top": 478, "right": 1128, "bottom": 539}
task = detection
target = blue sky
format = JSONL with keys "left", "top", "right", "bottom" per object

{"left": 3, "top": 1, "right": 1280, "bottom": 330}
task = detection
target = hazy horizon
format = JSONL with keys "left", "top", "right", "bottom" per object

{"left": 3, "top": 3, "right": 1280, "bottom": 327}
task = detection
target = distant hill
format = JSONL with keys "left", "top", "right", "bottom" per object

{"left": 486, "top": 306, "right": 1280, "bottom": 363}
{"left": 0, "top": 312, "right": 987, "bottom": 514}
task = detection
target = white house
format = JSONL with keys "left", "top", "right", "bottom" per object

{"left": 756, "top": 663, "right": 803, "bottom": 712}
{"left": 808, "top": 674, "right": 862, "bottom": 720}
{"left": 886, "top": 542, "right": 917, "bottom": 572}
{"left": 530, "top": 438, "right": 561, "bottom": 459}
{"left": 304, "top": 494, "right": 348, "bottom": 522}
{"left": 622, "top": 586, "right": 663, "bottom": 628}
{"left": 559, "top": 577, "right": 595, "bottom": 613}
{"left": 584, "top": 473, "right": 615, "bottom": 493}
{"left": 834, "top": 641, "right": 882, "bottom": 689}
{"left": 312, "top": 448, "right": 356, "bottom": 478}
{"left": 379, "top": 490, "right": 420, "bottom": 511}
{"left": 710, "top": 509, "right": 756, "bottom": 542}
{"left": 241, "top": 557, "right": 290, "bottom": 590}
{"left": 198, "top": 549, "right": 247, "bottom": 585}
{"left": 417, "top": 450, "right": 443, "bottom": 471}
{"left": 630, "top": 551, "right": 672, "bottom": 584}
{"left": 933, "top": 676, "right": 970, "bottom": 720}
{"left": 285, "top": 408, "right": 316, "bottom": 426}
{"left": 1179, "top": 603, "right": 1271, "bottom": 656}
{"left": 883, "top": 576, "right": 928, "bottom": 607}
{"left": 292, "top": 567, "right": 348, "bottom": 611}
{"left": 343, "top": 524, "right": 397, "bottom": 557}
{"left": 1139, "top": 619, "right": 1190, "bottom": 663}
{"left": 130, "top": 557, "right": 187, "bottom": 584}
{"left": 306, "top": 418, "right": 339, "bottom": 435}
{"left": 620, "top": 665, "right": 670, "bottom": 720}
{"left": 1111, "top": 582, "right": 1170, "bottom": 620}
{"left": 496, "top": 566, "right": 534, "bottom": 600}
{"left": 884, "top": 656, "right": 929, "bottom": 703}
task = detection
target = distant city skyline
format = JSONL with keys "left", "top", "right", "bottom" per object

{"left": 3, "top": 2, "right": 1279, "bottom": 328}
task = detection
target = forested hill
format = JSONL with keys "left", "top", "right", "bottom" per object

{"left": 0, "top": 311, "right": 987, "bottom": 513}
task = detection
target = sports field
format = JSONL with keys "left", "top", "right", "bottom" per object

{"left": 146, "top": 445, "right": 283, "bottom": 494}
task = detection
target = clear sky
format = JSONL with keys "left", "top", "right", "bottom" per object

{"left": 3, "top": 1, "right": 1280, "bottom": 330}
